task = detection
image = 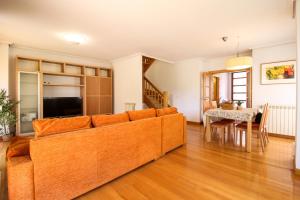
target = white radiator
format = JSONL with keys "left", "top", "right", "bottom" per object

{"left": 259, "top": 105, "right": 296, "bottom": 137}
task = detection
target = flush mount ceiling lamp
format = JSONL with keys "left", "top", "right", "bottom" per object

{"left": 59, "top": 32, "right": 89, "bottom": 45}
{"left": 224, "top": 37, "right": 253, "bottom": 70}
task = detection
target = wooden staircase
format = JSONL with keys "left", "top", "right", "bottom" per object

{"left": 142, "top": 56, "right": 169, "bottom": 109}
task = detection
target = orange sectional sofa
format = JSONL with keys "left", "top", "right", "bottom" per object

{"left": 7, "top": 108, "right": 186, "bottom": 200}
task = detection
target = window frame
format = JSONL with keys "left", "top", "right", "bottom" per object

{"left": 231, "top": 71, "right": 248, "bottom": 106}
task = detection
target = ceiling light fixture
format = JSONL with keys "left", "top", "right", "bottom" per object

{"left": 225, "top": 37, "right": 253, "bottom": 70}
{"left": 59, "top": 33, "right": 89, "bottom": 45}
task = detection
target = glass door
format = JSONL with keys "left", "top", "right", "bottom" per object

{"left": 18, "top": 72, "right": 40, "bottom": 134}
{"left": 201, "top": 72, "right": 213, "bottom": 115}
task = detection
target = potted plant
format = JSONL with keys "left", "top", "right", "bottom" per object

{"left": 236, "top": 100, "right": 243, "bottom": 110}
{"left": 0, "top": 89, "right": 18, "bottom": 141}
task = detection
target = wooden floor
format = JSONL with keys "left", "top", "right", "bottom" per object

{"left": 76, "top": 125, "right": 300, "bottom": 200}
{"left": 1, "top": 125, "right": 300, "bottom": 199}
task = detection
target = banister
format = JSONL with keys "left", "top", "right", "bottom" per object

{"left": 143, "top": 77, "right": 163, "bottom": 96}
{"left": 162, "top": 91, "right": 169, "bottom": 108}
{"left": 143, "top": 76, "right": 170, "bottom": 108}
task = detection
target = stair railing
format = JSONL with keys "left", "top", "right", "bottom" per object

{"left": 143, "top": 77, "right": 169, "bottom": 108}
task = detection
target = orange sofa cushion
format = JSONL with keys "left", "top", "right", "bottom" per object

{"left": 7, "top": 137, "right": 30, "bottom": 158}
{"left": 156, "top": 107, "right": 178, "bottom": 117}
{"left": 33, "top": 116, "right": 91, "bottom": 137}
{"left": 92, "top": 113, "right": 129, "bottom": 127}
{"left": 127, "top": 108, "right": 156, "bottom": 121}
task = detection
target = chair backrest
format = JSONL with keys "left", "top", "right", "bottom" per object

{"left": 259, "top": 103, "right": 269, "bottom": 132}
{"left": 211, "top": 101, "right": 217, "bottom": 109}
{"left": 263, "top": 104, "right": 269, "bottom": 128}
{"left": 203, "top": 100, "right": 211, "bottom": 112}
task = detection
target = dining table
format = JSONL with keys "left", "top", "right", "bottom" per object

{"left": 204, "top": 108, "right": 257, "bottom": 152}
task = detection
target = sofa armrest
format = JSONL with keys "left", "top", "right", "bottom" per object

{"left": 161, "top": 113, "right": 184, "bottom": 154}
{"left": 7, "top": 156, "right": 34, "bottom": 200}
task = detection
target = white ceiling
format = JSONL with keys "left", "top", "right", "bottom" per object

{"left": 0, "top": 0, "right": 296, "bottom": 61}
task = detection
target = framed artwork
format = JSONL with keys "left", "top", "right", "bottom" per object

{"left": 261, "top": 60, "right": 296, "bottom": 84}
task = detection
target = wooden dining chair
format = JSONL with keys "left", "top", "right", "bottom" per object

{"left": 211, "top": 101, "right": 218, "bottom": 109}
{"left": 235, "top": 104, "right": 268, "bottom": 152}
{"left": 210, "top": 119, "right": 234, "bottom": 144}
{"left": 203, "top": 100, "right": 211, "bottom": 112}
{"left": 203, "top": 100, "right": 235, "bottom": 144}
{"left": 263, "top": 105, "right": 270, "bottom": 143}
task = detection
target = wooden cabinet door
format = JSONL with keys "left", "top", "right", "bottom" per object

{"left": 100, "top": 96, "right": 112, "bottom": 114}
{"left": 86, "top": 76, "right": 113, "bottom": 115}
{"left": 100, "top": 78, "right": 112, "bottom": 95}
{"left": 100, "top": 77, "right": 113, "bottom": 114}
{"left": 86, "top": 76, "right": 101, "bottom": 115}
{"left": 86, "top": 96, "right": 100, "bottom": 115}
{"left": 86, "top": 76, "right": 100, "bottom": 96}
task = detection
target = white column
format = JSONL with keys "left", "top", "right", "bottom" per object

{"left": 296, "top": 0, "right": 300, "bottom": 170}
{"left": 112, "top": 53, "right": 143, "bottom": 113}
{"left": 0, "top": 43, "right": 9, "bottom": 92}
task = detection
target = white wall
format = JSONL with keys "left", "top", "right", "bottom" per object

{"left": 252, "top": 43, "right": 297, "bottom": 107}
{"left": 9, "top": 45, "right": 111, "bottom": 99}
{"left": 205, "top": 45, "right": 296, "bottom": 107}
{"left": 147, "top": 56, "right": 243, "bottom": 122}
{"left": 145, "top": 44, "right": 296, "bottom": 123}
{"left": 147, "top": 58, "right": 205, "bottom": 122}
{"left": 112, "top": 54, "right": 143, "bottom": 113}
{"left": 0, "top": 43, "right": 9, "bottom": 92}
{"left": 295, "top": 0, "right": 300, "bottom": 170}
{"left": 147, "top": 57, "right": 236, "bottom": 122}
{"left": 145, "top": 60, "right": 174, "bottom": 95}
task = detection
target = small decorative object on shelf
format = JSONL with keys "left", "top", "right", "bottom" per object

{"left": 236, "top": 100, "right": 243, "bottom": 110}
{"left": 0, "top": 89, "right": 19, "bottom": 141}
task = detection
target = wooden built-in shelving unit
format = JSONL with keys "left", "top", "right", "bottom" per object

{"left": 16, "top": 56, "right": 113, "bottom": 135}
{"left": 43, "top": 84, "right": 85, "bottom": 87}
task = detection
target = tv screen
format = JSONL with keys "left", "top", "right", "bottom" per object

{"left": 43, "top": 97, "right": 83, "bottom": 118}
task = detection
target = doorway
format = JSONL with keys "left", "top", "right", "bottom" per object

{"left": 201, "top": 68, "right": 252, "bottom": 118}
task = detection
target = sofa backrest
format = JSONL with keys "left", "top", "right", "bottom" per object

{"left": 33, "top": 116, "right": 91, "bottom": 138}
{"left": 92, "top": 113, "right": 129, "bottom": 127}
{"left": 127, "top": 108, "right": 156, "bottom": 121}
{"left": 156, "top": 107, "right": 178, "bottom": 117}
{"left": 32, "top": 107, "right": 179, "bottom": 138}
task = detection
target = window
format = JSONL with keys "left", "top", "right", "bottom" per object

{"left": 232, "top": 71, "right": 248, "bottom": 107}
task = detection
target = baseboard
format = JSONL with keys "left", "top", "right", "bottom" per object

{"left": 187, "top": 121, "right": 201, "bottom": 125}
{"left": 268, "top": 133, "right": 295, "bottom": 140}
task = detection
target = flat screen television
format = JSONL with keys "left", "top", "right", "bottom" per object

{"left": 43, "top": 97, "right": 83, "bottom": 118}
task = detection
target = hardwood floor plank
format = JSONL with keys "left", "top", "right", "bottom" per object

{"left": 77, "top": 185, "right": 125, "bottom": 200}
